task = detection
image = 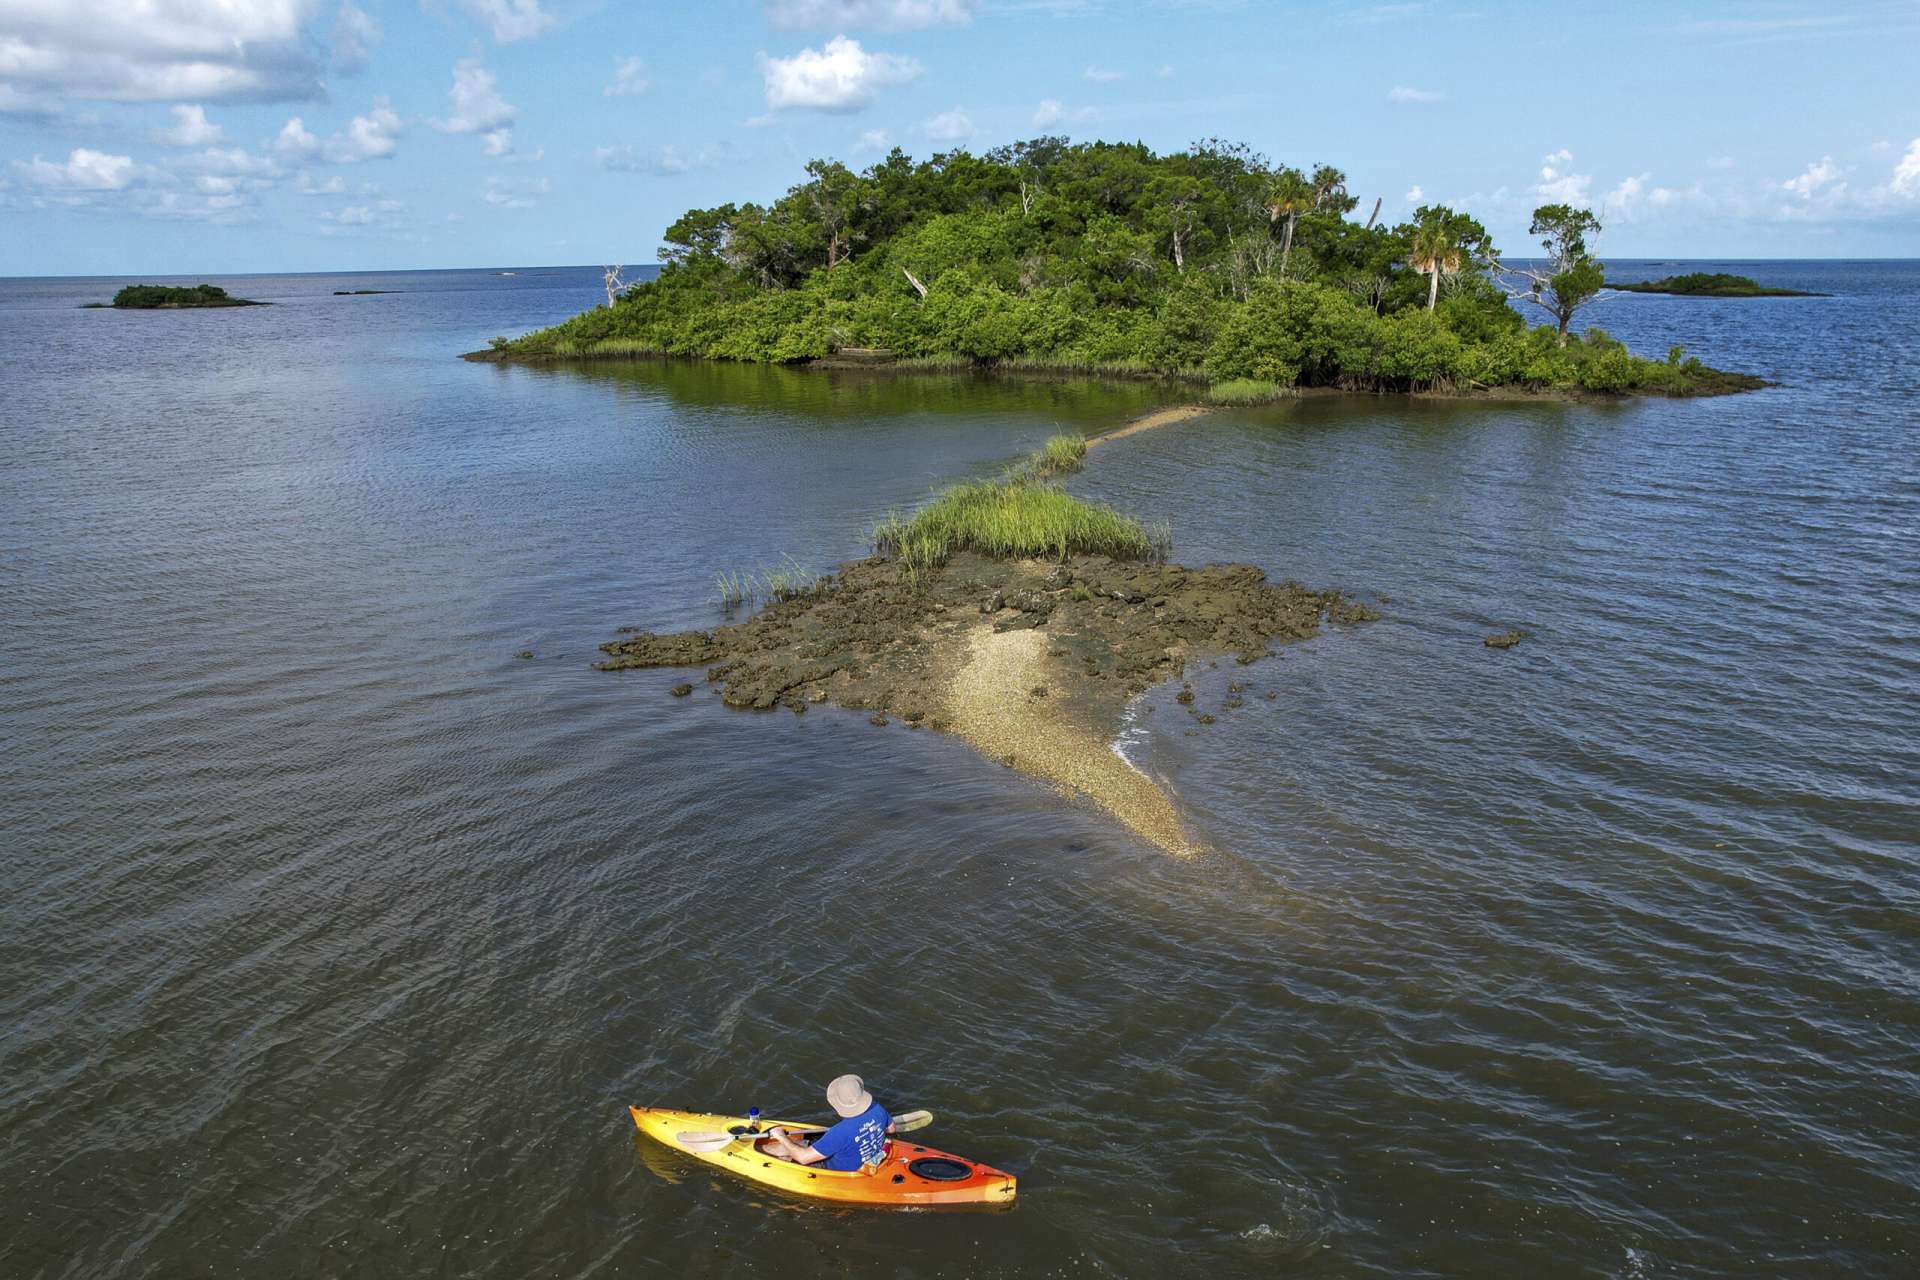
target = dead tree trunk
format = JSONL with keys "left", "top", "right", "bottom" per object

{"left": 1364, "top": 197, "right": 1381, "bottom": 231}
{"left": 902, "top": 267, "right": 928, "bottom": 299}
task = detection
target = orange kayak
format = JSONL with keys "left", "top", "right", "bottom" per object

{"left": 629, "top": 1106, "right": 1017, "bottom": 1209}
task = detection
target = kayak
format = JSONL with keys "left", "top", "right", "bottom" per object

{"left": 628, "top": 1106, "right": 1017, "bottom": 1209}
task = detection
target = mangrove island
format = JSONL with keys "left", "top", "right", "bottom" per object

{"left": 1606, "top": 271, "right": 1826, "bottom": 297}
{"left": 90, "top": 284, "right": 266, "bottom": 309}
{"left": 474, "top": 137, "right": 1764, "bottom": 398}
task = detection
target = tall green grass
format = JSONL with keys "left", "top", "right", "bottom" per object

{"left": 1206, "top": 378, "right": 1291, "bottom": 404}
{"left": 1032, "top": 433, "right": 1088, "bottom": 477}
{"left": 872, "top": 478, "right": 1168, "bottom": 578}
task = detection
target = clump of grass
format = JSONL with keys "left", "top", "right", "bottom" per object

{"left": 1032, "top": 432, "right": 1088, "bottom": 477}
{"left": 761, "top": 554, "right": 825, "bottom": 602}
{"left": 873, "top": 478, "right": 1166, "bottom": 578}
{"left": 1206, "top": 378, "right": 1291, "bottom": 404}
{"left": 714, "top": 569, "right": 754, "bottom": 609}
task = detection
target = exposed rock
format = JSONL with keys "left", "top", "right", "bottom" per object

{"left": 1485, "top": 630, "right": 1527, "bottom": 650}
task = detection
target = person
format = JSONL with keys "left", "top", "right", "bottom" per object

{"left": 764, "top": 1074, "right": 892, "bottom": 1171}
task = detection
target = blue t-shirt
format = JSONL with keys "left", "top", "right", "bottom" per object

{"left": 810, "top": 1101, "right": 891, "bottom": 1171}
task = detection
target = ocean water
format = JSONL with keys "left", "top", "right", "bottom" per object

{"left": 2, "top": 262, "right": 1915, "bottom": 1277}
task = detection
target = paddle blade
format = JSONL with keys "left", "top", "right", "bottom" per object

{"left": 892, "top": 1109, "right": 933, "bottom": 1133}
{"left": 676, "top": 1130, "right": 749, "bottom": 1153}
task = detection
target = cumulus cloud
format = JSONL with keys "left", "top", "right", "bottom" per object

{"left": 1536, "top": 148, "right": 1591, "bottom": 204}
{"left": 298, "top": 172, "right": 346, "bottom": 195}
{"left": 1388, "top": 85, "right": 1443, "bottom": 103}
{"left": 482, "top": 174, "right": 549, "bottom": 208}
{"left": 596, "top": 143, "right": 719, "bottom": 175}
{"left": 1782, "top": 155, "right": 1840, "bottom": 198}
{"left": 761, "top": 0, "right": 974, "bottom": 29}
{"left": 1404, "top": 184, "right": 1424, "bottom": 203}
{"left": 16, "top": 147, "right": 135, "bottom": 190}
{"left": 1083, "top": 66, "right": 1124, "bottom": 83}
{"left": 276, "top": 99, "right": 401, "bottom": 164}
{"left": 922, "top": 108, "right": 973, "bottom": 141}
{"left": 853, "top": 128, "right": 891, "bottom": 153}
{"left": 760, "top": 36, "right": 921, "bottom": 111}
{"left": 1032, "top": 98, "right": 1090, "bottom": 127}
{"left": 605, "top": 56, "right": 650, "bottom": 97}
{"left": 332, "top": 3, "right": 381, "bottom": 73}
{"left": 0, "top": 0, "right": 326, "bottom": 104}
{"left": 1706, "top": 155, "right": 1736, "bottom": 170}
{"left": 1889, "top": 139, "right": 1920, "bottom": 197}
{"left": 158, "top": 104, "right": 223, "bottom": 146}
{"left": 435, "top": 60, "right": 516, "bottom": 136}
{"left": 456, "top": 0, "right": 555, "bottom": 43}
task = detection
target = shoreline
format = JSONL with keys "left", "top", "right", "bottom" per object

{"left": 596, "top": 551, "right": 1377, "bottom": 855}
{"left": 463, "top": 347, "right": 1772, "bottom": 402}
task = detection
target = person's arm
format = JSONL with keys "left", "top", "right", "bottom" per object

{"left": 768, "top": 1129, "right": 827, "bottom": 1165}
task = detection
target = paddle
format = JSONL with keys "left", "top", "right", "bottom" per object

{"left": 676, "top": 1109, "right": 933, "bottom": 1153}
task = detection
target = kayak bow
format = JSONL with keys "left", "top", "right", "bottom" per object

{"left": 629, "top": 1106, "right": 1017, "bottom": 1209}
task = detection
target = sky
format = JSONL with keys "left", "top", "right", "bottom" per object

{"left": 3, "top": 0, "right": 1918, "bottom": 276}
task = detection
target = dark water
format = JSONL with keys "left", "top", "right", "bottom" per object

{"left": 2, "top": 263, "right": 1916, "bottom": 1278}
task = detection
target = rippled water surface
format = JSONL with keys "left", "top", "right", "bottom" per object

{"left": 3, "top": 264, "right": 1916, "bottom": 1278}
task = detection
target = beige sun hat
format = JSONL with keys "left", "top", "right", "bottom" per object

{"left": 826, "top": 1073, "right": 873, "bottom": 1118}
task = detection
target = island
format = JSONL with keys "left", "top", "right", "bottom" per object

{"left": 597, "top": 426, "right": 1378, "bottom": 855}
{"left": 334, "top": 289, "right": 400, "bottom": 296}
{"left": 89, "top": 284, "right": 266, "bottom": 309}
{"left": 1607, "top": 272, "right": 1826, "bottom": 298}
{"left": 471, "top": 136, "right": 1764, "bottom": 399}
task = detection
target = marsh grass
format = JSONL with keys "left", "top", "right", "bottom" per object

{"left": 1032, "top": 433, "right": 1088, "bottom": 477}
{"left": 713, "top": 556, "right": 828, "bottom": 610}
{"left": 1207, "top": 378, "right": 1292, "bottom": 404}
{"left": 873, "top": 479, "right": 1167, "bottom": 579}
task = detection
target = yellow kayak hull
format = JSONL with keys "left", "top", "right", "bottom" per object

{"left": 629, "top": 1106, "right": 1017, "bottom": 1209}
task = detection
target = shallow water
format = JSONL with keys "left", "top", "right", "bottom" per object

{"left": 2, "top": 262, "right": 1916, "bottom": 1277}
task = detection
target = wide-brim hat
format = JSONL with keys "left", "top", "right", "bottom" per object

{"left": 827, "top": 1073, "right": 872, "bottom": 1118}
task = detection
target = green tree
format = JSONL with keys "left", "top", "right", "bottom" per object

{"left": 1264, "top": 167, "right": 1313, "bottom": 279}
{"left": 1401, "top": 205, "right": 1495, "bottom": 311}
{"left": 1509, "top": 203, "right": 1605, "bottom": 345}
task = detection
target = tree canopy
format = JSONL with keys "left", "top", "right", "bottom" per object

{"left": 497, "top": 137, "right": 1748, "bottom": 396}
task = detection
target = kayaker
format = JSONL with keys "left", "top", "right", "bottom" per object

{"left": 765, "top": 1074, "right": 893, "bottom": 1171}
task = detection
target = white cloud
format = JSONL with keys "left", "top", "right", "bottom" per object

{"left": 761, "top": 1, "right": 974, "bottom": 29}
{"left": 333, "top": 3, "right": 380, "bottom": 72}
{"left": 853, "top": 128, "right": 891, "bottom": 153}
{"left": 760, "top": 36, "right": 921, "bottom": 111}
{"left": 298, "top": 173, "right": 345, "bottom": 195}
{"left": 435, "top": 60, "right": 516, "bottom": 135}
{"left": 922, "top": 107, "right": 973, "bottom": 141}
{"left": 483, "top": 174, "right": 549, "bottom": 208}
{"left": 1890, "top": 139, "right": 1920, "bottom": 197}
{"left": 1388, "top": 85, "right": 1443, "bottom": 103}
{"left": 1535, "top": 148, "right": 1591, "bottom": 205}
{"left": 327, "top": 99, "right": 402, "bottom": 162}
{"left": 1405, "top": 184, "right": 1424, "bottom": 203}
{"left": 318, "top": 196, "right": 404, "bottom": 233}
{"left": 158, "top": 104, "right": 222, "bottom": 146}
{"left": 1154, "top": 64, "right": 1174, "bottom": 78}
{"left": 456, "top": 0, "right": 555, "bottom": 43}
{"left": 605, "top": 56, "right": 650, "bottom": 97}
{"left": 0, "top": 0, "right": 326, "bottom": 104}
{"left": 1782, "top": 155, "right": 1840, "bottom": 198}
{"left": 1706, "top": 155, "right": 1736, "bottom": 170}
{"left": 16, "top": 147, "right": 134, "bottom": 189}
{"left": 1083, "top": 66, "right": 1124, "bottom": 83}
{"left": 1031, "top": 98, "right": 1090, "bottom": 128}
{"left": 274, "top": 117, "right": 320, "bottom": 160}
{"left": 596, "top": 143, "right": 719, "bottom": 175}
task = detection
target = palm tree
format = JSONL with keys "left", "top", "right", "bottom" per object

{"left": 1265, "top": 168, "right": 1312, "bottom": 279}
{"left": 1407, "top": 219, "right": 1464, "bottom": 310}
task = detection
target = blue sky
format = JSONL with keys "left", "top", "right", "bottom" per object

{"left": 3, "top": 0, "right": 1918, "bottom": 275}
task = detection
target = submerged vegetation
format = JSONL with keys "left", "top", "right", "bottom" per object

{"left": 1606, "top": 272, "right": 1825, "bottom": 298}
{"left": 96, "top": 284, "right": 265, "bottom": 309}
{"left": 484, "top": 137, "right": 1760, "bottom": 396}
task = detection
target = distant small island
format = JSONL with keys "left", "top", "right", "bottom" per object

{"left": 1608, "top": 272, "right": 1826, "bottom": 298}
{"left": 334, "top": 289, "right": 400, "bottom": 296}
{"left": 88, "top": 284, "right": 267, "bottom": 309}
